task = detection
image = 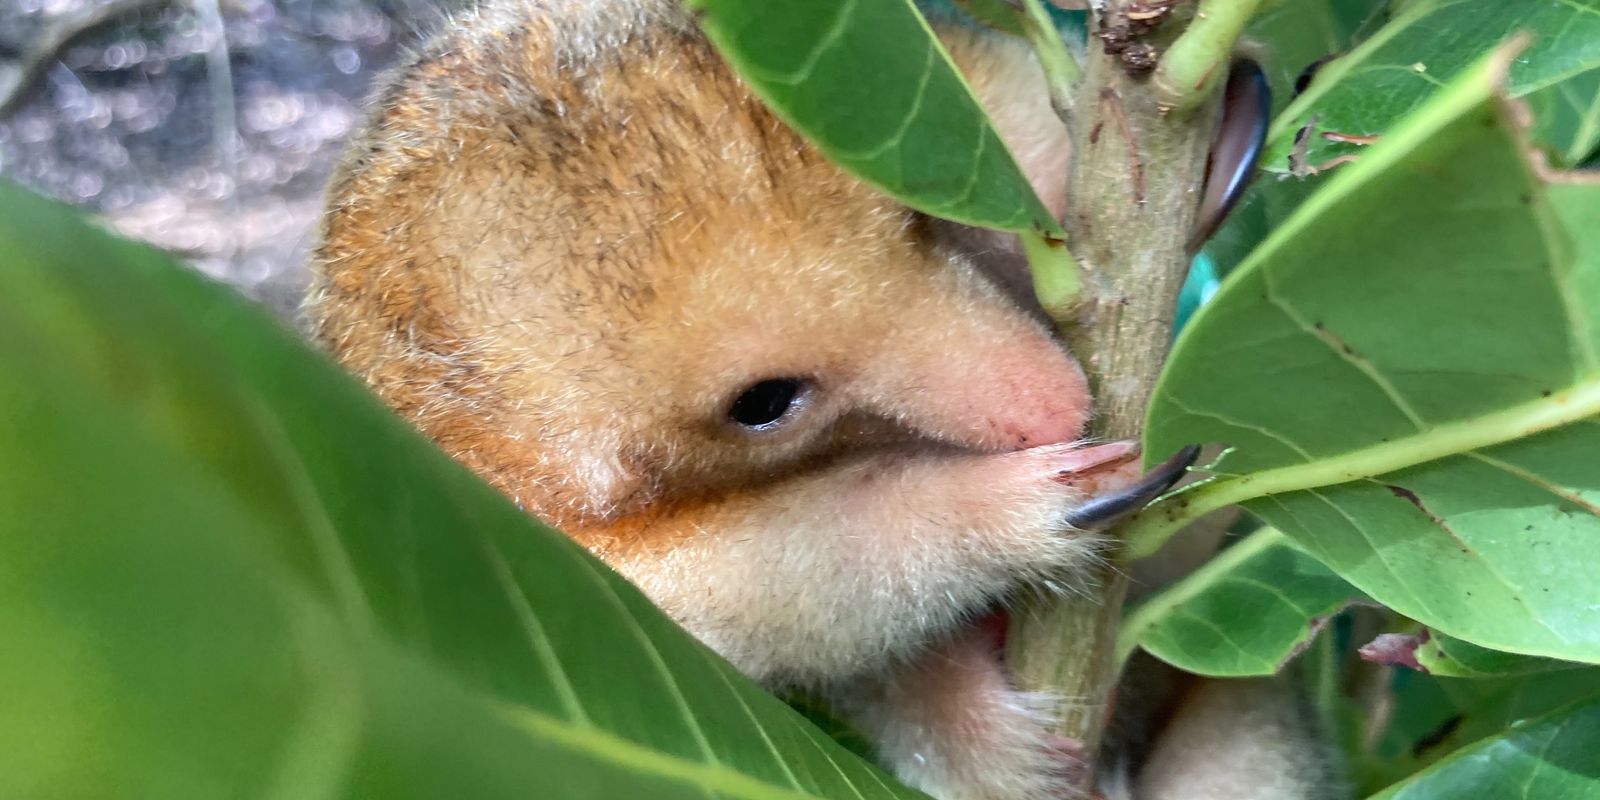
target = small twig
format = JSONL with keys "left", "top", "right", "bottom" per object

{"left": 0, "top": 0, "right": 175, "bottom": 117}
{"left": 1023, "top": 229, "right": 1083, "bottom": 322}
{"left": 1010, "top": 0, "right": 1088, "bottom": 317}
{"left": 193, "top": 0, "right": 242, "bottom": 268}
{"left": 1287, "top": 116, "right": 1368, "bottom": 177}
{"left": 1150, "top": 0, "right": 1265, "bottom": 113}
{"left": 1018, "top": 0, "right": 1081, "bottom": 120}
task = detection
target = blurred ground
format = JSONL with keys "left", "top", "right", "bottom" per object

{"left": 0, "top": 0, "right": 440, "bottom": 316}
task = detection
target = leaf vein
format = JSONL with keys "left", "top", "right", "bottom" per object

{"left": 1466, "top": 449, "right": 1600, "bottom": 517}
{"left": 1166, "top": 394, "right": 1315, "bottom": 460}
{"left": 919, "top": 122, "right": 989, "bottom": 215}
{"left": 1553, "top": 0, "right": 1600, "bottom": 21}
{"left": 839, "top": 42, "right": 934, "bottom": 161}
{"left": 565, "top": 554, "right": 722, "bottom": 764}
{"left": 1535, "top": 202, "right": 1600, "bottom": 373}
{"left": 765, "top": 0, "right": 858, "bottom": 86}
{"left": 1227, "top": 574, "right": 1318, "bottom": 618}
{"left": 692, "top": 647, "right": 806, "bottom": 791}
{"left": 1262, "top": 269, "right": 1426, "bottom": 428}
{"left": 1359, "top": 477, "right": 1572, "bottom": 645}
{"left": 1167, "top": 606, "right": 1276, "bottom": 673}
{"left": 478, "top": 542, "right": 592, "bottom": 725}
{"left": 1297, "top": 489, "right": 1441, "bottom": 621}
{"left": 1517, "top": 713, "right": 1570, "bottom": 799}
{"left": 498, "top": 703, "right": 842, "bottom": 800}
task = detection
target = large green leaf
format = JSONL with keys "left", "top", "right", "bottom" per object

{"left": 1137, "top": 47, "right": 1600, "bottom": 664}
{"left": 1369, "top": 698, "right": 1600, "bottom": 799}
{"left": 1265, "top": 0, "right": 1600, "bottom": 171}
{"left": 686, "top": 0, "right": 1062, "bottom": 237}
{"left": 1120, "top": 528, "right": 1370, "bottom": 676}
{"left": 0, "top": 183, "right": 925, "bottom": 799}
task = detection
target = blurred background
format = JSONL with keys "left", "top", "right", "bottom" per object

{"left": 0, "top": 0, "right": 449, "bottom": 316}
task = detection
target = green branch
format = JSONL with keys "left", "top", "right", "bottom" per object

{"left": 1022, "top": 230, "right": 1083, "bottom": 320}
{"left": 1019, "top": 0, "right": 1081, "bottom": 118}
{"left": 1151, "top": 0, "right": 1266, "bottom": 113}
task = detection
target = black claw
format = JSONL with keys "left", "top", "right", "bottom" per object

{"left": 1064, "top": 444, "right": 1202, "bottom": 529}
{"left": 1188, "top": 58, "right": 1271, "bottom": 255}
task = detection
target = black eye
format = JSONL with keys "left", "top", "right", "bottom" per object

{"left": 728, "top": 378, "right": 807, "bottom": 429}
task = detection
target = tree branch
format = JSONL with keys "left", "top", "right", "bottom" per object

{"left": 1006, "top": 1, "right": 1225, "bottom": 791}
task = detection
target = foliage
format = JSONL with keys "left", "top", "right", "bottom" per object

{"left": 686, "top": 0, "right": 1062, "bottom": 238}
{"left": 4, "top": 0, "right": 1600, "bottom": 798}
{"left": 1264, "top": 0, "right": 1600, "bottom": 172}
{"left": 687, "top": 0, "right": 1080, "bottom": 303}
{"left": 1119, "top": 527, "right": 1371, "bottom": 676}
{"left": 0, "top": 184, "right": 924, "bottom": 799}
{"left": 1126, "top": 11, "right": 1600, "bottom": 798}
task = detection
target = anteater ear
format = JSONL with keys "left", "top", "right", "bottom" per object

{"left": 938, "top": 25, "right": 1073, "bottom": 221}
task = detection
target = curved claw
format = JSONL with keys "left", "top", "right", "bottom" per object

{"left": 1064, "top": 444, "right": 1201, "bottom": 529}
{"left": 1187, "top": 58, "right": 1271, "bottom": 254}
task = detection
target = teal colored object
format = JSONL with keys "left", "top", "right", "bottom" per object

{"left": 917, "top": 0, "right": 1088, "bottom": 42}
{"left": 1175, "top": 253, "right": 1220, "bottom": 334}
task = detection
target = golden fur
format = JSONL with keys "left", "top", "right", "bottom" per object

{"left": 311, "top": 0, "right": 1089, "bottom": 554}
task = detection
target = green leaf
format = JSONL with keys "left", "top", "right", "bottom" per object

{"left": 687, "top": 0, "right": 1062, "bottom": 237}
{"left": 1120, "top": 528, "right": 1370, "bottom": 676}
{"left": 0, "top": 183, "right": 926, "bottom": 799}
{"left": 1197, "top": 0, "right": 1385, "bottom": 276}
{"left": 1210, "top": 1, "right": 1591, "bottom": 290}
{"left": 1358, "top": 667, "right": 1600, "bottom": 792}
{"left": 945, "top": 0, "right": 1027, "bottom": 35}
{"left": 1137, "top": 46, "right": 1600, "bottom": 664}
{"left": 1264, "top": 0, "right": 1600, "bottom": 172}
{"left": 1412, "top": 632, "right": 1590, "bottom": 679}
{"left": 1369, "top": 698, "right": 1600, "bottom": 799}
{"left": 1201, "top": 171, "right": 1328, "bottom": 276}
{"left": 1247, "top": 0, "right": 1390, "bottom": 113}
{"left": 1524, "top": 66, "right": 1600, "bottom": 167}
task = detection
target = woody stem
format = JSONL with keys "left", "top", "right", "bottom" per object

{"left": 1006, "top": 0, "right": 1223, "bottom": 788}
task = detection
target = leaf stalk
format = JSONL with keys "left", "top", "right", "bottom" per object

{"left": 1019, "top": 0, "right": 1082, "bottom": 118}
{"left": 1122, "top": 378, "right": 1600, "bottom": 559}
{"left": 1150, "top": 0, "right": 1265, "bottom": 113}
